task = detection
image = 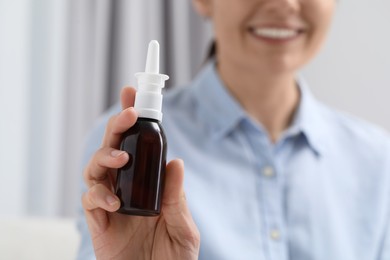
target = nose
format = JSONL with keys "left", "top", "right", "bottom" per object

{"left": 261, "top": 0, "right": 300, "bottom": 16}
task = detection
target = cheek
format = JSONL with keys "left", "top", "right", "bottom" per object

{"left": 304, "top": 2, "right": 335, "bottom": 56}
{"left": 212, "top": 6, "right": 247, "bottom": 54}
{"left": 212, "top": 0, "right": 255, "bottom": 38}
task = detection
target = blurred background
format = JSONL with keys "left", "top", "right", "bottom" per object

{"left": 0, "top": 0, "right": 389, "bottom": 258}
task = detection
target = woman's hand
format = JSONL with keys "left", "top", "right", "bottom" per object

{"left": 82, "top": 87, "right": 200, "bottom": 260}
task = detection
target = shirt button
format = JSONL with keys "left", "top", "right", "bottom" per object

{"left": 262, "top": 166, "right": 275, "bottom": 177}
{"left": 270, "top": 229, "right": 281, "bottom": 241}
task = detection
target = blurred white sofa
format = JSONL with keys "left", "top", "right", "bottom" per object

{"left": 0, "top": 217, "right": 80, "bottom": 260}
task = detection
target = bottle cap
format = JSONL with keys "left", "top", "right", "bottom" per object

{"left": 134, "top": 40, "right": 169, "bottom": 121}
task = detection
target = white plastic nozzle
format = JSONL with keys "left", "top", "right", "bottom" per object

{"left": 145, "top": 40, "right": 159, "bottom": 74}
{"left": 134, "top": 40, "right": 169, "bottom": 121}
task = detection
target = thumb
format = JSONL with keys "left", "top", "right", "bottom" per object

{"left": 162, "top": 159, "right": 200, "bottom": 246}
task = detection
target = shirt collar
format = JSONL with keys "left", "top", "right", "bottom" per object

{"left": 192, "top": 62, "right": 246, "bottom": 140}
{"left": 290, "top": 76, "right": 328, "bottom": 155}
{"left": 191, "top": 61, "right": 328, "bottom": 155}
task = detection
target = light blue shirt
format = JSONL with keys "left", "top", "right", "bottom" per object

{"left": 77, "top": 62, "right": 390, "bottom": 260}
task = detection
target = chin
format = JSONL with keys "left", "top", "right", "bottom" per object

{"left": 255, "top": 56, "right": 304, "bottom": 76}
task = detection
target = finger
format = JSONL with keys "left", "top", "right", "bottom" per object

{"left": 84, "top": 147, "right": 129, "bottom": 188}
{"left": 121, "top": 86, "right": 136, "bottom": 110}
{"left": 162, "top": 159, "right": 186, "bottom": 208}
{"left": 82, "top": 183, "right": 120, "bottom": 212}
{"left": 82, "top": 184, "right": 121, "bottom": 235}
{"left": 162, "top": 159, "right": 200, "bottom": 247}
{"left": 101, "top": 107, "right": 138, "bottom": 148}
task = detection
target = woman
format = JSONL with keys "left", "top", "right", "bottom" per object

{"left": 78, "top": 0, "right": 390, "bottom": 259}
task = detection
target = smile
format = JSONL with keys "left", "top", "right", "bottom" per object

{"left": 250, "top": 27, "right": 304, "bottom": 42}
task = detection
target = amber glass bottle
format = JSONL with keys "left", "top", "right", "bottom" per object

{"left": 115, "top": 118, "right": 167, "bottom": 216}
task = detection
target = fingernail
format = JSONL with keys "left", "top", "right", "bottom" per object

{"left": 111, "top": 150, "right": 126, "bottom": 157}
{"left": 106, "top": 195, "right": 118, "bottom": 206}
{"left": 128, "top": 107, "right": 138, "bottom": 115}
{"left": 123, "top": 107, "right": 134, "bottom": 113}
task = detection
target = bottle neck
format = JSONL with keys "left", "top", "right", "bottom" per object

{"left": 137, "top": 117, "right": 160, "bottom": 123}
{"left": 134, "top": 90, "right": 163, "bottom": 122}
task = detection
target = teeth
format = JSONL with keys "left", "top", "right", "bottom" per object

{"left": 253, "top": 28, "right": 298, "bottom": 39}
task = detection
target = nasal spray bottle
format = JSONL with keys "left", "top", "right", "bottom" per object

{"left": 115, "top": 40, "right": 169, "bottom": 216}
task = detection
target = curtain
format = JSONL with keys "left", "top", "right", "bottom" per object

{"left": 0, "top": 0, "right": 32, "bottom": 216}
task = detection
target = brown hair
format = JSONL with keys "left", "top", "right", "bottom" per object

{"left": 206, "top": 40, "right": 216, "bottom": 60}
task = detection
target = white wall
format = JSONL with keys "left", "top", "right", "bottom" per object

{"left": 302, "top": 0, "right": 390, "bottom": 131}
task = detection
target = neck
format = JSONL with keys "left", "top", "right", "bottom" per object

{"left": 217, "top": 61, "right": 300, "bottom": 143}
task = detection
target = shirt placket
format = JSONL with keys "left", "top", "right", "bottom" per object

{"left": 246, "top": 130, "right": 288, "bottom": 260}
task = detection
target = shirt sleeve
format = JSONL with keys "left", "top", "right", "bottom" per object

{"left": 379, "top": 140, "right": 390, "bottom": 260}
{"left": 381, "top": 224, "right": 390, "bottom": 260}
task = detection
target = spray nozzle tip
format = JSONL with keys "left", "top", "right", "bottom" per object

{"left": 145, "top": 40, "right": 160, "bottom": 74}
